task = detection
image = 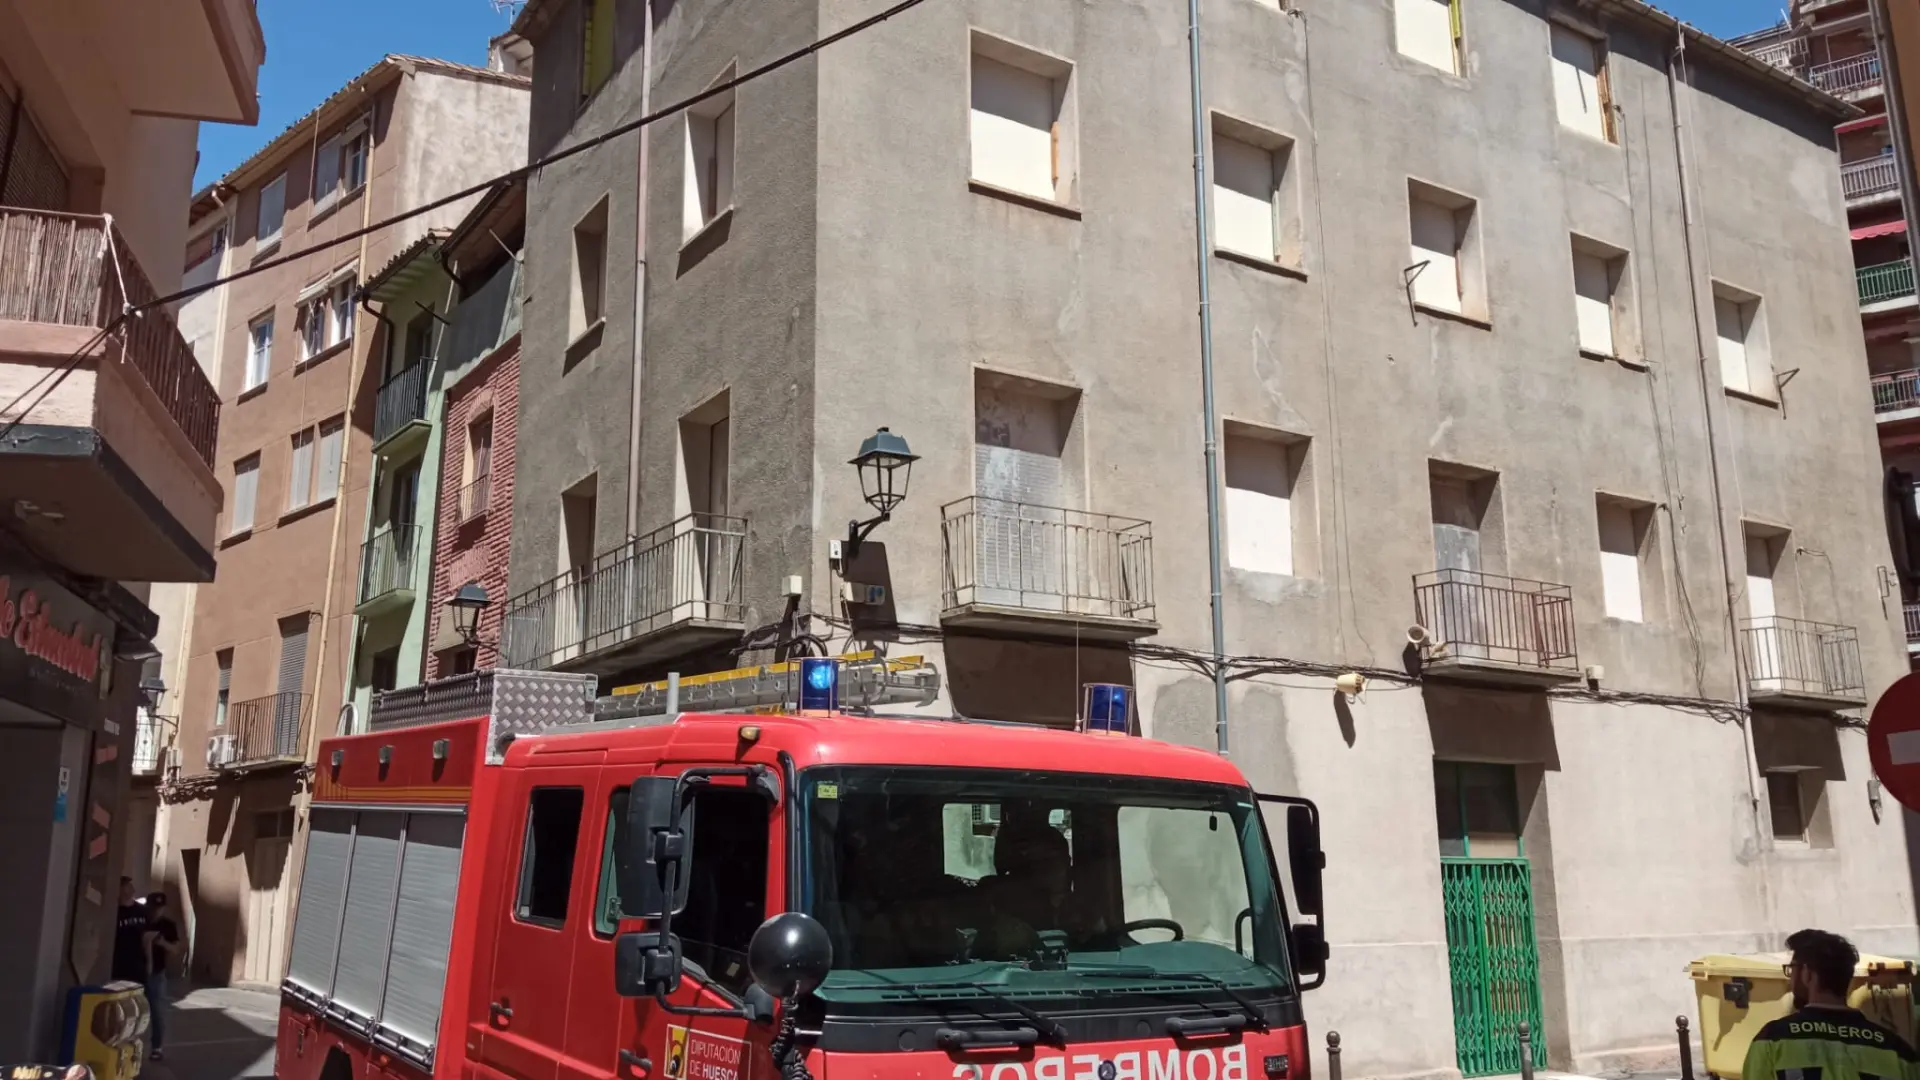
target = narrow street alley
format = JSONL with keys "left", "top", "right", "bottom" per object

{"left": 145, "top": 986, "right": 278, "bottom": 1080}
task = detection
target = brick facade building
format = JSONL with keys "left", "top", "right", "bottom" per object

{"left": 427, "top": 335, "right": 521, "bottom": 677}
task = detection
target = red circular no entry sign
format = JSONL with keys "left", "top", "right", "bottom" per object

{"left": 1869, "top": 673, "right": 1920, "bottom": 813}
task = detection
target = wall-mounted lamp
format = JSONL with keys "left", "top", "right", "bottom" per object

{"left": 843, "top": 427, "right": 918, "bottom": 560}
{"left": 450, "top": 582, "right": 491, "bottom": 644}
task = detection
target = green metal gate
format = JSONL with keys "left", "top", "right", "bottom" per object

{"left": 1441, "top": 857, "right": 1547, "bottom": 1077}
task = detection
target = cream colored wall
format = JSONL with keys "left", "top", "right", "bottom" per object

{"left": 100, "top": 115, "right": 200, "bottom": 296}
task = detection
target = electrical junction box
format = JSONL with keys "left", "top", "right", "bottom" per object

{"left": 840, "top": 582, "right": 886, "bottom": 605}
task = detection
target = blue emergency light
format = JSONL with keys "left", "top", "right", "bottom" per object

{"left": 797, "top": 657, "right": 840, "bottom": 712}
{"left": 1081, "top": 682, "right": 1134, "bottom": 735}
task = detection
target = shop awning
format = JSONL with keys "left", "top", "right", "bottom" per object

{"left": 1854, "top": 219, "right": 1908, "bottom": 240}
{"left": 1838, "top": 113, "right": 1890, "bottom": 134}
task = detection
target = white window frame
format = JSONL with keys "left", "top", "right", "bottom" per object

{"left": 296, "top": 270, "right": 357, "bottom": 363}
{"left": 313, "top": 116, "right": 371, "bottom": 212}
{"left": 969, "top": 32, "right": 1078, "bottom": 207}
{"left": 315, "top": 417, "right": 345, "bottom": 503}
{"left": 231, "top": 453, "right": 261, "bottom": 535}
{"left": 257, "top": 174, "right": 286, "bottom": 249}
{"left": 246, "top": 313, "right": 274, "bottom": 391}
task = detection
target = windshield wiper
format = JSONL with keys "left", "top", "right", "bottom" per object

{"left": 834, "top": 976, "right": 1069, "bottom": 1047}
{"left": 1073, "top": 966, "right": 1271, "bottom": 1033}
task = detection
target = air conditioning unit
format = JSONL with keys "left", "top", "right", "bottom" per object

{"left": 205, "top": 734, "right": 235, "bottom": 768}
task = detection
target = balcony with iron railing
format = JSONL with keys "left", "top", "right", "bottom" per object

{"left": 1809, "top": 52, "right": 1883, "bottom": 98}
{"left": 373, "top": 362, "right": 432, "bottom": 453}
{"left": 0, "top": 207, "right": 223, "bottom": 582}
{"left": 357, "top": 523, "right": 421, "bottom": 615}
{"left": 1872, "top": 367, "right": 1920, "bottom": 418}
{"left": 1905, "top": 604, "right": 1920, "bottom": 649}
{"left": 1412, "top": 568, "right": 1581, "bottom": 686}
{"left": 458, "top": 471, "right": 492, "bottom": 523}
{"left": 1858, "top": 259, "right": 1916, "bottom": 307}
{"left": 502, "top": 513, "right": 748, "bottom": 674}
{"left": 1842, "top": 157, "right": 1901, "bottom": 202}
{"left": 940, "top": 497, "right": 1158, "bottom": 641}
{"left": 1740, "top": 616, "right": 1866, "bottom": 710}
{"left": 223, "top": 692, "right": 311, "bottom": 770}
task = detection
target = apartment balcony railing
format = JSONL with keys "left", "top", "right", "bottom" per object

{"left": 1872, "top": 367, "right": 1920, "bottom": 415}
{"left": 1858, "top": 259, "right": 1916, "bottom": 306}
{"left": 1746, "top": 35, "right": 1808, "bottom": 72}
{"left": 1905, "top": 603, "right": 1920, "bottom": 646}
{"left": 0, "top": 207, "right": 219, "bottom": 464}
{"left": 372, "top": 362, "right": 430, "bottom": 449}
{"left": 132, "top": 711, "right": 166, "bottom": 776}
{"left": 1809, "top": 53, "right": 1882, "bottom": 97}
{"left": 1842, "top": 157, "right": 1901, "bottom": 201}
{"left": 1741, "top": 616, "right": 1866, "bottom": 710}
{"left": 1412, "top": 568, "right": 1580, "bottom": 685}
{"left": 458, "top": 471, "right": 491, "bottom": 523}
{"left": 502, "top": 513, "right": 747, "bottom": 673}
{"left": 225, "top": 691, "right": 310, "bottom": 768}
{"left": 358, "top": 523, "right": 420, "bottom": 610}
{"left": 940, "top": 496, "right": 1158, "bottom": 640}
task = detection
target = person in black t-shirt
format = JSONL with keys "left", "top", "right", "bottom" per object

{"left": 110, "top": 877, "right": 153, "bottom": 984}
{"left": 145, "top": 892, "right": 181, "bottom": 1059}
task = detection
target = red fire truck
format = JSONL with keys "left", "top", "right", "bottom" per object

{"left": 272, "top": 657, "right": 1328, "bottom": 1080}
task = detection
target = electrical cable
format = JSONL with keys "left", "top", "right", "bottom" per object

{"left": 132, "top": 0, "right": 937, "bottom": 320}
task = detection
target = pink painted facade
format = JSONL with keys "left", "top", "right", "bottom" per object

{"left": 427, "top": 335, "right": 520, "bottom": 677}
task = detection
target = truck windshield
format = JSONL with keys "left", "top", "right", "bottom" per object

{"left": 798, "top": 765, "right": 1293, "bottom": 1008}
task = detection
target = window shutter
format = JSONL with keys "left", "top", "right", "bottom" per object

{"left": 232, "top": 457, "right": 260, "bottom": 531}
{"left": 333, "top": 811, "right": 404, "bottom": 1023}
{"left": 316, "top": 420, "right": 344, "bottom": 501}
{"left": 289, "top": 429, "right": 314, "bottom": 508}
{"left": 378, "top": 812, "right": 467, "bottom": 1062}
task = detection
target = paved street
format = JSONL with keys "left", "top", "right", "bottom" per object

{"left": 144, "top": 984, "right": 278, "bottom": 1080}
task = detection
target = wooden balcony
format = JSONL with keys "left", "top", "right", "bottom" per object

{"left": 0, "top": 208, "right": 221, "bottom": 582}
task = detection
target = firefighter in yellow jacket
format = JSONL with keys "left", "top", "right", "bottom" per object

{"left": 1742, "top": 929, "right": 1920, "bottom": 1080}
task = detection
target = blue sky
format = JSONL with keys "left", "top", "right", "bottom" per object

{"left": 193, "top": 0, "right": 1778, "bottom": 189}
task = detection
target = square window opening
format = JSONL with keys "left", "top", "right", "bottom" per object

{"left": 1550, "top": 24, "right": 1613, "bottom": 142}
{"left": 970, "top": 33, "right": 1077, "bottom": 206}
{"left": 1396, "top": 0, "right": 1463, "bottom": 74}
{"left": 1713, "top": 282, "right": 1774, "bottom": 398}
{"left": 1211, "top": 116, "right": 1300, "bottom": 268}
{"left": 1223, "top": 424, "right": 1315, "bottom": 578}
{"left": 1571, "top": 235, "right": 1635, "bottom": 360}
{"left": 570, "top": 197, "right": 610, "bottom": 342}
{"left": 683, "top": 69, "right": 737, "bottom": 240}
{"left": 1408, "top": 180, "right": 1483, "bottom": 320}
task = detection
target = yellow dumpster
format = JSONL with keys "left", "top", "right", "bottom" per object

{"left": 1688, "top": 952, "right": 1917, "bottom": 1079}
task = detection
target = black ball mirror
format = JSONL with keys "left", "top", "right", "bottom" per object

{"left": 748, "top": 912, "right": 833, "bottom": 1000}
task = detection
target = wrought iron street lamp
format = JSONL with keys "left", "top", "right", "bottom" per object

{"left": 450, "top": 582, "right": 491, "bottom": 643}
{"left": 845, "top": 426, "right": 917, "bottom": 558}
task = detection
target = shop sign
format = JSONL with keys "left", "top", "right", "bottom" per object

{"left": 0, "top": 571, "right": 114, "bottom": 722}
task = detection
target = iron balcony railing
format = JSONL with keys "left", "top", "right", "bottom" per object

{"left": 1740, "top": 616, "right": 1865, "bottom": 700}
{"left": 227, "top": 691, "right": 310, "bottom": 766}
{"left": 359, "top": 523, "right": 420, "bottom": 605}
{"left": 501, "top": 513, "right": 747, "bottom": 670}
{"left": 0, "top": 207, "right": 219, "bottom": 464}
{"left": 1809, "top": 53, "right": 1882, "bottom": 96}
{"left": 372, "top": 362, "right": 430, "bottom": 445}
{"left": 1745, "top": 34, "right": 1807, "bottom": 73}
{"left": 940, "top": 497, "right": 1156, "bottom": 622}
{"left": 1842, "top": 157, "right": 1901, "bottom": 201}
{"left": 1858, "top": 259, "right": 1916, "bottom": 306}
{"left": 458, "top": 471, "right": 491, "bottom": 523}
{"left": 1905, "top": 603, "right": 1920, "bottom": 645}
{"left": 1413, "top": 568, "right": 1578, "bottom": 672}
{"left": 133, "top": 711, "right": 165, "bottom": 775}
{"left": 1872, "top": 367, "right": 1920, "bottom": 413}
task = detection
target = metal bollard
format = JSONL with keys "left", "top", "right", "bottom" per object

{"left": 1677, "top": 1016, "right": 1695, "bottom": 1080}
{"left": 1326, "top": 1031, "right": 1342, "bottom": 1080}
{"left": 1517, "top": 1022, "right": 1535, "bottom": 1080}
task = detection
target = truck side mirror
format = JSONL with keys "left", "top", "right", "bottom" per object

{"left": 617, "top": 776, "right": 691, "bottom": 919}
{"left": 1286, "top": 804, "right": 1324, "bottom": 918}
{"left": 615, "top": 931, "right": 685, "bottom": 998}
{"left": 748, "top": 912, "right": 833, "bottom": 1001}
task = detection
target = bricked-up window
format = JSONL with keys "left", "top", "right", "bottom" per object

{"left": 1549, "top": 24, "right": 1612, "bottom": 142}
{"left": 231, "top": 453, "right": 261, "bottom": 534}
{"left": 1595, "top": 497, "right": 1647, "bottom": 622}
{"left": 1224, "top": 428, "right": 1313, "bottom": 578}
{"left": 569, "top": 197, "right": 609, "bottom": 342}
{"left": 516, "top": 786, "right": 585, "bottom": 926}
{"left": 1211, "top": 116, "right": 1299, "bottom": 268}
{"left": 1713, "top": 282, "right": 1774, "bottom": 398}
{"left": 1397, "top": 0, "right": 1461, "bottom": 74}
{"left": 1570, "top": 234, "right": 1634, "bottom": 360}
{"left": 257, "top": 173, "right": 286, "bottom": 248}
{"left": 1408, "top": 180, "right": 1483, "bottom": 320}
{"left": 682, "top": 70, "right": 737, "bottom": 240}
{"left": 970, "top": 33, "right": 1077, "bottom": 206}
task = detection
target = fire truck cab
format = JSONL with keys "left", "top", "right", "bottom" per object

{"left": 273, "top": 659, "right": 1327, "bottom": 1080}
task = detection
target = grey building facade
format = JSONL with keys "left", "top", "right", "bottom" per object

{"left": 501, "top": 0, "right": 1917, "bottom": 1074}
